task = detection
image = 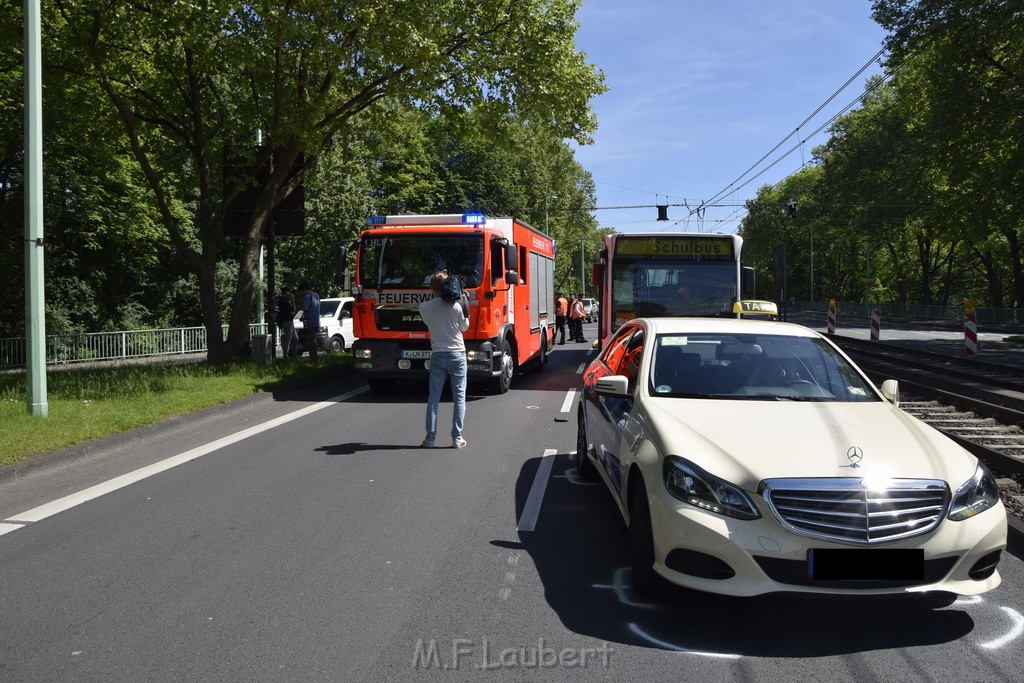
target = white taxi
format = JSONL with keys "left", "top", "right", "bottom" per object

{"left": 576, "top": 314, "right": 1007, "bottom": 601}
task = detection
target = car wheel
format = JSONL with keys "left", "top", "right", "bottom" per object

{"left": 576, "top": 408, "right": 595, "bottom": 480}
{"left": 629, "top": 478, "right": 662, "bottom": 598}
{"left": 488, "top": 338, "right": 514, "bottom": 394}
{"left": 329, "top": 335, "right": 345, "bottom": 353}
{"left": 366, "top": 378, "right": 395, "bottom": 392}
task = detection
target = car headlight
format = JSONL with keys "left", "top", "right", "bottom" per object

{"left": 662, "top": 456, "right": 760, "bottom": 520}
{"left": 948, "top": 463, "right": 1000, "bottom": 521}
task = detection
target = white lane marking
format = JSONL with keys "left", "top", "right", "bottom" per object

{"left": 627, "top": 623, "right": 742, "bottom": 659}
{"left": 559, "top": 390, "right": 576, "bottom": 413}
{"left": 0, "top": 523, "right": 25, "bottom": 536}
{"left": 576, "top": 362, "right": 586, "bottom": 374}
{"left": 516, "top": 448, "right": 558, "bottom": 532}
{"left": 3, "top": 387, "right": 369, "bottom": 529}
{"left": 979, "top": 606, "right": 1024, "bottom": 650}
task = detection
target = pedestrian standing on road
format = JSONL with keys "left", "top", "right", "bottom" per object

{"left": 277, "top": 286, "right": 298, "bottom": 357}
{"left": 570, "top": 293, "right": 587, "bottom": 343}
{"left": 299, "top": 282, "right": 321, "bottom": 362}
{"left": 419, "top": 271, "right": 470, "bottom": 449}
{"left": 555, "top": 291, "right": 569, "bottom": 345}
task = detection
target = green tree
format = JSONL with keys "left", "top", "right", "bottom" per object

{"left": 51, "top": 0, "right": 605, "bottom": 358}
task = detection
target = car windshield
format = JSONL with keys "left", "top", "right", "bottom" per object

{"left": 359, "top": 234, "right": 484, "bottom": 289}
{"left": 648, "top": 332, "right": 880, "bottom": 402}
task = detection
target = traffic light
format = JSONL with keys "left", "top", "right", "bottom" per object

{"left": 785, "top": 199, "right": 797, "bottom": 219}
{"left": 657, "top": 204, "right": 668, "bottom": 221}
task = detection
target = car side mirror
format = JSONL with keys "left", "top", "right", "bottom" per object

{"left": 595, "top": 375, "right": 630, "bottom": 397}
{"left": 879, "top": 379, "right": 899, "bottom": 407}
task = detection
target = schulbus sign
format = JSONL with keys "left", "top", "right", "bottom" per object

{"left": 614, "top": 236, "right": 735, "bottom": 259}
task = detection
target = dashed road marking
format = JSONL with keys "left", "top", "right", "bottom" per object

{"left": 516, "top": 449, "right": 558, "bottom": 532}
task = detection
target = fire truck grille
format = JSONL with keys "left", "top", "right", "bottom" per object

{"left": 760, "top": 478, "right": 950, "bottom": 545}
{"left": 375, "top": 308, "right": 428, "bottom": 332}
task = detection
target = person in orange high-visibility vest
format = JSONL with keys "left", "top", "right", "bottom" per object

{"left": 555, "top": 291, "right": 569, "bottom": 345}
{"left": 569, "top": 294, "right": 586, "bottom": 343}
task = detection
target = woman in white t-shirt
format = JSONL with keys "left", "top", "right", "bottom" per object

{"left": 418, "top": 271, "right": 470, "bottom": 449}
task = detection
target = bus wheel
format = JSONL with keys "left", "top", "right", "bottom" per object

{"left": 488, "top": 338, "right": 514, "bottom": 394}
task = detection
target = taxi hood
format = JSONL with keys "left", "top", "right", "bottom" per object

{"left": 641, "top": 398, "right": 978, "bottom": 490}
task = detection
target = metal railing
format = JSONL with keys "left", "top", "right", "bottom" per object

{"left": 0, "top": 324, "right": 269, "bottom": 369}
{"left": 788, "top": 301, "right": 1023, "bottom": 326}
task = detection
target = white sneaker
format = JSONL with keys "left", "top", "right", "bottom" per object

{"left": 453, "top": 437, "right": 467, "bottom": 449}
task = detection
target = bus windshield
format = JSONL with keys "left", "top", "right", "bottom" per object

{"left": 359, "top": 234, "right": 484, "bottom": 289}
{"left": 611, "top": 260, "right": 738, "bottom": 327}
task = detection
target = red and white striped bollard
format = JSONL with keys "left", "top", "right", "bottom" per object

{"left": 964, "top": 299, "right": 978, "bottom": 357}
{"left": 870, "top": 309, "right": 881, "bottom": 341}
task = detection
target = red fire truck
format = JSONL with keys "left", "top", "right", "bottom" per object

{"left": 344, "top": 213, "right": 555, "bottom": 393}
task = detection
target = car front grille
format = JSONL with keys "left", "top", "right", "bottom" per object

{"left": 759, "top": 478, "right": 950, "bottom": 545}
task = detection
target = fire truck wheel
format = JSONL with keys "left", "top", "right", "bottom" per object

{"left": 576, "top": 409, "right": 595, "bottom": 480}
{"left": 530, "top": 334, "right": 548, "bottom": 373}
{"left": 366, "top": 378, "right": 395, "bottom": 392}
{"left": 488, "top": 338, "right": 514, "bottom": 394}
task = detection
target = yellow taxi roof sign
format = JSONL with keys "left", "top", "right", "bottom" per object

{"left": 733, "top": 300, "right": 779, "bottom": 316}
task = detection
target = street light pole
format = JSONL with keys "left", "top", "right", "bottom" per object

{"left": 24, "top": 0, "right": 47, "bottom": 417}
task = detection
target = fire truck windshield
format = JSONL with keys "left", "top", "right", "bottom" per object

{"left": 359, "top": 235, "right": 484, "bottom": 289}
{"left": 611, "top": 260, "right": 738, "bottom": 326}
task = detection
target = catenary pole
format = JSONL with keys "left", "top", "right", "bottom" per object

{"left": 24, "top": 0, "right": 47, "bottom": 417}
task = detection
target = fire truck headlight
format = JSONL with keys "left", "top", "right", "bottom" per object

{"left": 355, "top": 348, "right": 372, "bottom": 359}
{"left": 466, "top": 350, "right": 489, "bottom": 362}
{"left": 398, "top": 359, "right": 412, "bottom": 370}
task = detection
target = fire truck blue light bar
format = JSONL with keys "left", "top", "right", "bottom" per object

{"left": 462, "top": 213, "right": 486, "bottom": 225}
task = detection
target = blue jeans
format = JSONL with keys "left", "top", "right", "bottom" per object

{"left": 425, "top": 351, "right": 467, "bottom": 442}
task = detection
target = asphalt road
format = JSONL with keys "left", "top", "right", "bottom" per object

{"left": 1, "top": 321, "right": 1022, "bottom": 682}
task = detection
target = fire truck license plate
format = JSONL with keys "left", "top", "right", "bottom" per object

{"left": 401, "top": 350, "right": 432, "bottom": 359}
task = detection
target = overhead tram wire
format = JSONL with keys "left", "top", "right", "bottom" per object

{"left": 686, "top": 40, "right": 894, "bottom": 222}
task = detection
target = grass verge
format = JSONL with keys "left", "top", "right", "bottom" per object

{"left": 0, "top": 355, "right": 352, "bottom": 468}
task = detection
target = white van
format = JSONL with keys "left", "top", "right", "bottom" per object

{"left": 294, "top": 297, "right": 357, "bottom": 353}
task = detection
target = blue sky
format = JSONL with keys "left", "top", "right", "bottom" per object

{"left": 571, "top": 0, "right": 890, "bottom": 234}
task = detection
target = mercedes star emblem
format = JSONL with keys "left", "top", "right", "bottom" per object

{"left": 847, "top": 446, "right": 864, "bottom": 468}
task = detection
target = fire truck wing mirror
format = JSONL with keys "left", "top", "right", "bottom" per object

{"left": 592, "top": 263, "right": 603, "bottom": 286}
{"left": 505, "top": 243, "right": 519, "bottom": 271}
{"left": 505, "top": 271, "right": 520, "bottom": 285}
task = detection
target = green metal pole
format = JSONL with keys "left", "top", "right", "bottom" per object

{"left": 24, "top": 0, "right": 47, "bottom": 417}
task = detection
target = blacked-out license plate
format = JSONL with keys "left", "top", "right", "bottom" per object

{"left": 808, "top": 548, "right": 924, "bottom": 580}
